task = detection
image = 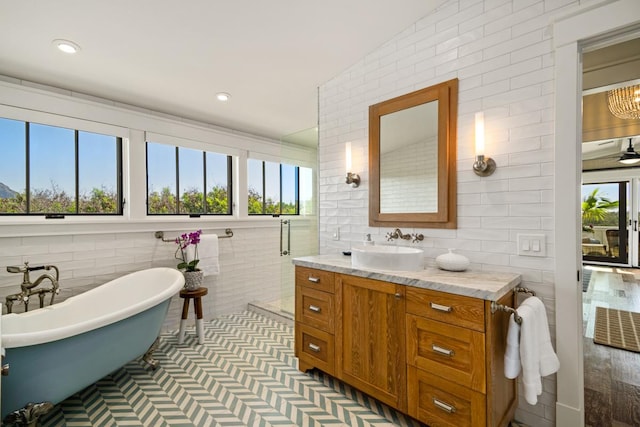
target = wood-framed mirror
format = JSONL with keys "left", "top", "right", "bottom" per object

{"left": 369, "top": 78, "right": 458, "bottom": 229}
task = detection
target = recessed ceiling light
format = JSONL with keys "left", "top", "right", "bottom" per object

{"left": 52, "top": 39, "right": 80, "bottom": 54}
{"left": 216, "top": 92, "right": 231, "bottom": 102}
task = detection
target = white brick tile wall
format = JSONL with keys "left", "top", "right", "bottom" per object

{"left": 0, "top": 225, "right": 313, "bottom": 326}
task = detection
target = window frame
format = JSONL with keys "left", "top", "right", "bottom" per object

{"left": 247, "top": 158, "right": 301, "bottom": 216}
{"left": 0, "top": 117, "right": 124, "bottom": 216}
{"left": 145, "top": 141, "right": 233, "bottom": 216}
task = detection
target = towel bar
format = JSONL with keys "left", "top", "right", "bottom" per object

{"left": 154, "top": 228, "right": 233, "bottom": 242}
{"left": 490, "top": 287, "right": 535, "bottom": 325}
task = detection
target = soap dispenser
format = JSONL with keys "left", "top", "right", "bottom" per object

{"left": 363, "top": 234, "right": 374, "bottom": 246}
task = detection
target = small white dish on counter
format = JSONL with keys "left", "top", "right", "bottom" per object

{"left": 435, "top": 248, "right": 470, "bottom": 272}
{"left": 351, "top": 245, "right": 424, "bottom": 272}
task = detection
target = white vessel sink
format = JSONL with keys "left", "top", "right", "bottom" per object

{"left": 351, "top": 245, "right": 424, "bottom": 272}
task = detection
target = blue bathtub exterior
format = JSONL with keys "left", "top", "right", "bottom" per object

{"left": 1, "top": 298, "right": 170, "bottom": 418}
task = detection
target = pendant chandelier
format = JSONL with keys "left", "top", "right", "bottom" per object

{"left": 608, "top": 84, "right": 640, "bottom": 119}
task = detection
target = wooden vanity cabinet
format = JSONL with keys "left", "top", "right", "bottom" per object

{"left": 295, "top": 266, "right": 336, "bottom": 374}
{"left": 405, "top": 287, "right": 516, "bottom": 427}
{"left": 335, "top": 274, "right": 407, "bottom": 412}
{"left": 294, "top": 266, "right": 517, "bottom": 427}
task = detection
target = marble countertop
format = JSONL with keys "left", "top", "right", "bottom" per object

{"left": 292, "top": 254, "right": 522, "bottom": 301}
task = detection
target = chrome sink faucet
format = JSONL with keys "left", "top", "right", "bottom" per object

{"left": 5, "top": 262, "right": 60, "bottom": 313}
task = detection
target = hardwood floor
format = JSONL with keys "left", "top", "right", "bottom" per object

{"left": 583, "top": 266, "right": 640, "bottom": 427}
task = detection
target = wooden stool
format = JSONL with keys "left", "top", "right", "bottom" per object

{"left": 178, "top": 287, "right": 208, "bottom": 345}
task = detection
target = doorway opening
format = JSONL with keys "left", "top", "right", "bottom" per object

{"left": 581, "top": 35, "right": 640, "bottom": 426}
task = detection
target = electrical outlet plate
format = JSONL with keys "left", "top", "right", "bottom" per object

{"left": 332, "top": 227, "right": 340, "bottom": 241}
{"left": 517, "top": 233, "right": 546, "bottom": 257}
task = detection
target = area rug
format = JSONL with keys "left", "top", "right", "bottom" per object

{"left": 583, "top": 267, "right": 593, "bottom": 292}
{"left": 593, "top": 307, "right": 640, "bottom": 352}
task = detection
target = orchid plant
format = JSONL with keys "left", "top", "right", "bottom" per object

{"left": 175, "top": 229, "right": 202, "bottom": 272}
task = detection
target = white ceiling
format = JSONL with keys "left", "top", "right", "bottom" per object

{"left": 0, "top": 1, "right": 443, "bottom": 145}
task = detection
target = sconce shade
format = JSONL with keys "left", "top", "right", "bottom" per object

{"left": 608, "top": 84, "right": 640, "bottom": 120}
{"left": 472, "top": 111, "right": 496, "bottom": 176}
{"left": 619, "top": 139, "right": 640, "bottom": 165}
{"left": 474, "top": 112, "right": 485, "bottom": 156}
{"left": 345, "top": 142, "right": 352, "bottom": 173}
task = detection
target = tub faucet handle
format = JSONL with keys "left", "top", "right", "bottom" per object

{"left": 6, "top": 265, "right": 26, "bottom": 274}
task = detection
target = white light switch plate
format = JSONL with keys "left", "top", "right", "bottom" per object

{"left": 517, "top": 233, "right": 546, "bottom": 257}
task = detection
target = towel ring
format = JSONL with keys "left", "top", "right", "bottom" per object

{"left": 490, "top": 287, "right": 535, "bottom": 325}
{"left": 491, "top": 301, "right": 522, "bottom": 325}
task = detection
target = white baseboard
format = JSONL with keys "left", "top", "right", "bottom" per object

{"left": 556, "top": 402, "right": 583, "bottom": 426}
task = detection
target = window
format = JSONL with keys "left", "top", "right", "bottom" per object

{"left": 146, "top": 142, "right": 232, "bottom": 215}
{"left": 0, "top": 118, "right": 122, "bottom": 215}
{"left": 248, "top": 159, "right": 309, "bottom": 215}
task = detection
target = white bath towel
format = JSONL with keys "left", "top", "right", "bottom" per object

{"left": 198, "top": 234, "right": 219, "bottom": 276}
{"left": 517, "top": 296, "right": 560, "bottom": 405}
{"left": 504, "top": 313, "right": 521, "bottom": 379}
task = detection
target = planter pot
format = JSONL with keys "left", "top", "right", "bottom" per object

{"left": 183, "top": 270, "right": 204, "bottom": 290}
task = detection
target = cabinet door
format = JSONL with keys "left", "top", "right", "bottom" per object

{"left": 335, "top": 274, "right": 406, "bottom": 412}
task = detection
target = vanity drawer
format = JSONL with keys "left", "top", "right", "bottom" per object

{"left": 296, "top": 266, "right": 335, "bottom": 293}
{"left": 406, "top": 287, "right": 485, "bottom": 332}
{"left": 406, "top": 314, "right": 486, "bottom": 393}
{"left": 295, "top": 284, "right": 334, "bottom": 333}
{"left": 295, "top": 323, "right": 334, "bottom": 375}
{"left": 407, "top": 366, "right": 486, "bottom": 427}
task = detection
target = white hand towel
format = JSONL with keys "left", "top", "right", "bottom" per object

{"left": 517, "top": 296, "right": 560, "bottom": 405}
{"left": 517, "top": 301, "right": 542, "bottom": 405}
{"left": 504, "top": 313, "right": 521, "bottom": 379}
{"left": 197, "top": 234, "right": 219, "bottom": 277}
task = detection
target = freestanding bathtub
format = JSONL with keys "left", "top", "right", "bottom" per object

{"left": 1, "top": 267, "right": 184, "bottom": 421}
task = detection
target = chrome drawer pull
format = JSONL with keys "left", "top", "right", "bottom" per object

{"left": 308, "top": 343, "right": 321, "bottom": 353}
{"left": 309, "top": 305, "right": 321, "bottom": 313}
{"left": 308, "top": 276, "right": 320, "bottom": 283}
{"left": 433, "top": 398, "right": 456, "bottom": 414}
{"left": 432, "top": 344, "right": 455, "bottom": 357}
{"left": 430, "top": 302, "right": 453, "bottom": 313}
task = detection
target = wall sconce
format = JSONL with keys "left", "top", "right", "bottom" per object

{"left": 472, "top": 112, "right": 496, "bottom": 177}
{"left": 345, "top": 142, "right": 360, "bottom": 187}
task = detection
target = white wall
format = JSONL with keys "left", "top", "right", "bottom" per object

{"left": 0, "top": 76, "right": 318, "bottom": 327}
{"left": 317, "top": 0, "right": 614, "bottom": 425}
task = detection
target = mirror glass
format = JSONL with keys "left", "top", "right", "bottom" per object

{"left": 369, "top": 78, "right": 457, "bottom": 229}
{"left": 380, "top": 100, "right": 438, "bottom": 213}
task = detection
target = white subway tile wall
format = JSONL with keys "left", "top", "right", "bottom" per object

{"left": 317, "top": 1, "right": 594, "bottom": 425}
{"left": 0, "top": 226, "right": 314, "bottom": 331}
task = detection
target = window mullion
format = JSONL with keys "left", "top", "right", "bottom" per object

{"left": 175, "top": 147, "right": 180, "bottom": 214}
{"left": 202, "top": 151, "right": 207, "bottom": 214}
{"left": 296, "top": 166, "right": 300, "bottom": 215}
{"left": 227, "top": 155, "right": 232, "bottom": 215}
{"left": 279, "top": 163, "right": 283, "bottom": 215}
{"left": 75, "top": 130, "right": 79, "bottom": 214}
{"left": 25, "top": 122, "right": 30, "bottom": 213}
{"left": 117, "top": 137, "right": 123, "bottom": 214}
{"left": 262, "top": 161, "right": 266, "bottom": 214}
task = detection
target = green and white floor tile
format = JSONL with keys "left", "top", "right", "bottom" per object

{"left": 38, "top": 310, "right": 529, "bottom": 426}
{"left": 39, "top": 311, "right": 423, "bottom": 427}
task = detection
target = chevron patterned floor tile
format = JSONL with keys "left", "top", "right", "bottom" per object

{"left": 38, "top": 311, "right": 425, "bottom": 427}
